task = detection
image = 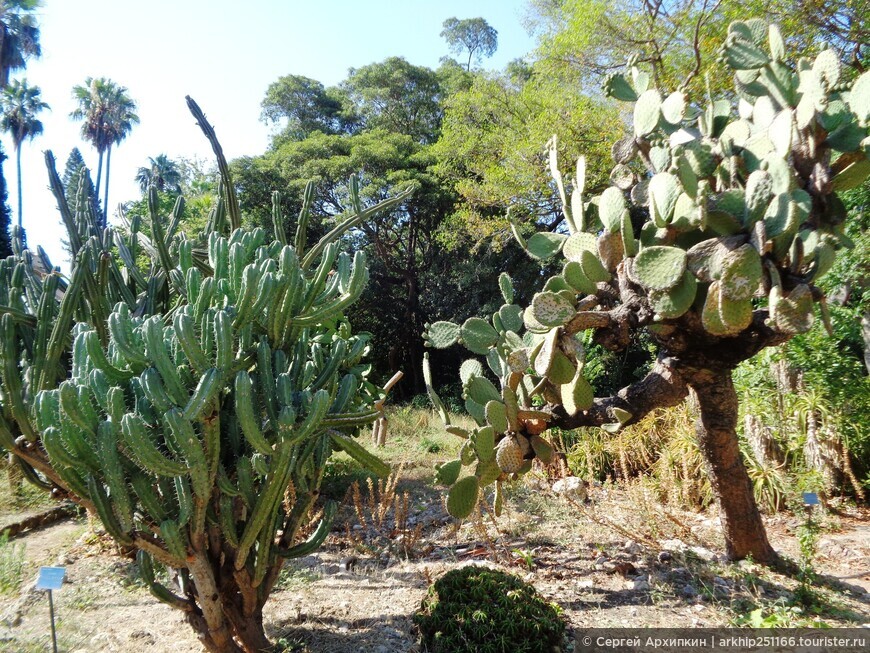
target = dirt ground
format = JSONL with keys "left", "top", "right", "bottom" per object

{"left": 0, "top": 463, "right": 868, "bottom": 653}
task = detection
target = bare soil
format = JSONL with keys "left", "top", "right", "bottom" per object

{"left": 0, "top": 463, "right": 867, "bottom": 653}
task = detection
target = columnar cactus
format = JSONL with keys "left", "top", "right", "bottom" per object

{"left": 0, "top": 99, "right": 407, "bottom": 653}
{"left": 425, "top": 21, "right": 870, "bottom": 565}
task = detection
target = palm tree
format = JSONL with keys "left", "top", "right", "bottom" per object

{"left": 0, "top": 1, "right": 41, "bottom": 89}
{"left": 0, "top": 78, "right": 47, "bottom": 228}
{"left": 135, "top": 154, "right": 181, "bottom": 194}
{"left": 70, "top": 77, "right": 138, "bottom": 226}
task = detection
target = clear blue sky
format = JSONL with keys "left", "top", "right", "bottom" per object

{"left": 3, "top": 0, "right": 537, "bottom": 269}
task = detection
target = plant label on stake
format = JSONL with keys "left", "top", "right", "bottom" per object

{"left": 35, "top": 566, "right": 65, "bottom": 653}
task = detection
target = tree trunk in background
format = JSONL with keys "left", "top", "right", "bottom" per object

{"left": 94, "top": 149, "right": 104, "bottom": 226}
{"left": 689, "top": 368, "right": 777, "bottom": 564}
{"left": 15, "top": 144, "right": 22, "bottom": 231}
{"left": 102, "top": 144, "right": 113, "bottom": 229}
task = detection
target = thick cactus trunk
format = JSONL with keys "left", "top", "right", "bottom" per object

{"left": 186, "top": 566, "right": 271, "bottom": 653}
{"left": 688, "top": 368, "right": 777, "bottom": 565}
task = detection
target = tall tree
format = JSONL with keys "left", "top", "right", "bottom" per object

{"left": 61, "top": 146, "right": 86, "bottom": 197}
{"left": 70, "top": 77, "right": 139, "bottom": 227}
{"left": 0, "top": 0, "right": 41, "bottom": 88}
{"left": 342, "top": 57, "right": 442, "bottom": 144}
{"left": 0, "top": 144, "right": 11, "bottom": 257}
{"left": 135, "top": 154, "right": 181, "bottom": 194}
{"left": 100, "top": 84, "right": 138, "bottom": 222}
{"left": 434, "top": 70, "right": 620, "bottom": 247}
{"left": 260, "top": 74, "right": 355, "bottom": 142}
{"left": 441, "top": 16, "right": 499, "bottom": 70}
{"left": 61, "top": 146, "right": 98, "bottom": 215}
{"left": 0, "top": 78, "right": 47, "bottom": 228}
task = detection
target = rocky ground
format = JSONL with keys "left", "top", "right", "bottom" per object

{"left": 0, "top": 462, "right": 867, "bottom": 652}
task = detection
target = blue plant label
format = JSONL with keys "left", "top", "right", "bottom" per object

{"left": 802, "top": 492, "right": 820, "bottom": 506}
{"left": 35, "top": 566, "right": 66, "bottom": 591}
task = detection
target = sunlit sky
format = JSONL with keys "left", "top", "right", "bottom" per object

{"left": 2, "top": 0, "right": 536, "bottom": 270}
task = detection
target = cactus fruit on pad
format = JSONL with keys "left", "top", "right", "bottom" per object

{"left": 496, "top": 435, "right": 526, "bottom": 473}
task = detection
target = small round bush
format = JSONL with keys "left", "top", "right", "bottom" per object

{"left": 414, "top": 565, "right": 565, "bottom": 653}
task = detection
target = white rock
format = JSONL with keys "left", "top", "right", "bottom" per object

{"left": 660, "top": 538, "right": 687, "bottom": 552}
{"left": 552, "top": 477, "right": 587, "bottom": 501}
{"left": 688, "top": 545, "right": 716, "bottom": 561}
{"left": 623, "top": 540, "right": 643, "bottom": 555}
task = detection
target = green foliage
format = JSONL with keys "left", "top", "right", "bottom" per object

{"left": 0, "top": 144, "right": 12, "bottom": 257}
{"left": 343, "top": 58, "right": 443, "bottom": 144}
{"left": 440, "top": 17, "right": 498, "bottom": 70}
{"left": 795, "top": 507, "right": 821, "bottom": 606}
{"left": 135, "top": 154, "right": 182, "bottom": 194}
{"left": 260, "top": 74, "right": 354, "bottom": 141}
{"left": 527, "top": 0, "right": 865, "bottom": 98}
{"left": 414, "top": 566, "right": 565, "bottom": 653}
{"left": 0, "top": 1, "right": 42, "bottom": 89}
{"left": 733, "top": 600, "right": 829, "bottom": 628}
{"left": 434, "top": 72, "right": 620, "bottom": 248}
{"left": 0, "top": 532, "right": 25, "bottom": 595}
{"left": 426, "top": 20, "right": 870, "bottom": 547}
{"left": 0, "top": 99, "right": 407, "bottom": 649}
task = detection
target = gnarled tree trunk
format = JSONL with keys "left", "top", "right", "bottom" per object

{"left": 686, "top": 368, "right": 777, "bottom": 564}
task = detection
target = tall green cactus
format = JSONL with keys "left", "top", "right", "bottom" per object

{"left": 0, "top": 99, "right": 408, "bottom": 653}
{"left": 425, "top": 21, "right": 869, "bottom": 566}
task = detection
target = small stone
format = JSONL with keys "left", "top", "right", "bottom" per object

{"left": 688, "top": 545, "right": 716, "bottom": 561}
{"left": 660, "top": 538, "right": 687, "bottom": 552}
{"left": 713, "top": 576, "right": 728, "bottom": 586}
{"left": 658, "top": 551, "right": 673, "bottom": 563}
{"left": 339, "top": 556, "right": 358, "bottom": 572}
{"left": 613, "top": 561, "right": 638, "bottom": 577}
{"left": 322, "top": 565, "right": 340, "bottom": 575}
{"left": 626, "top": 579, "right": 650, "bottom": 591}
{"left": 577, "top": 579, "right": 595, "bottom": 588}
{"left": 552, "top": 477, "right": 588, "bottom": 501}
{"left": 593, "top": 556, "right": 609, "bottom": 566}
{"left": 681, "top": 584, "right": 698, "bottom": 598}
{"left": 623, "top": 540, "right": 643, "bottom": 555}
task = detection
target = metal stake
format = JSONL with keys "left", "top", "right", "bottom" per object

{"left": 48, "top": 589, "right": 57, "bottom": 653}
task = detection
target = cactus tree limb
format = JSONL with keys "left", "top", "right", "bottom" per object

{"left": 425, "top": 20, "right": 870, "bottom": 565}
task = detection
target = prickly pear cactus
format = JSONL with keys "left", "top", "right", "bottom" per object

{"left": 424, "top": 21, "right": 870, "bottom": 523}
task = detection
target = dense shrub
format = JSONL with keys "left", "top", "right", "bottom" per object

{"left": 414, "top": 565, "right": 565, "bottom": 653}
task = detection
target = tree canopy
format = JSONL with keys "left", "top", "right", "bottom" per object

{"left": 441, "top": 16, "right": 499, "bottom": 71}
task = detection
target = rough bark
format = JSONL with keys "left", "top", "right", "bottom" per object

{"left": 548, "top": 292, "right": 789, "bottom": 564}
{"left": 685, "top": 369, "right": 777, "bottom": 564}
{"left": 102, "top": 144, "right": 112, "bottom": 229}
